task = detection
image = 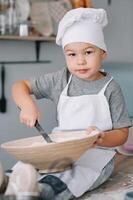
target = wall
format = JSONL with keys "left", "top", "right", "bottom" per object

{"left": 0, "top": 0, "right": 133, "bottom": 169}
{"left": 93, "top": 0, "right": 133, "bottom": 62}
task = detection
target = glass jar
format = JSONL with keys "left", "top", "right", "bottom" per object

{"left": 0, "top": 0, "right": 9, "bottom": 35}
{"left": 7, "top": 0, "right": 18, "bottom": 35}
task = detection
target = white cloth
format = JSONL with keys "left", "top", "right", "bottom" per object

{"left": 56, "top": 8, "right": 108, "bottom": 51}
{"left": 54, "top": 75, "right": 116, "bottom": 197}
{"left": 57, "top": 75, "right": 112, "bottom": 131}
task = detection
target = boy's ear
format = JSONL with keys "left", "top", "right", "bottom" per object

{"left": 102, "top": 51, "right": 107, "bottom": 60}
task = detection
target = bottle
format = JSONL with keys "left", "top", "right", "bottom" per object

{"left": 7, "top": 0, "right": 17, "bottom": 35}
{"left": 0, "top": 0, "right": 9, "bottom": 35}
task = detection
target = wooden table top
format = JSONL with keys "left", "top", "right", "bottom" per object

{"left": 77, "top": 153, "right": 133, "bottom": 200}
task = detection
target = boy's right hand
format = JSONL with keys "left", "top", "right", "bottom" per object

{"left": 20, "top": 105, "right": 40, "bottom": 128}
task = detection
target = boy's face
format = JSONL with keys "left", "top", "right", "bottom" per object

{"left": 64, "top": 42, "right": 107, "bottom": 80}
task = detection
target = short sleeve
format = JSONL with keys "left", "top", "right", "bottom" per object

{"left": 29, "top": 68, "right": 67, "bottom": 103}
{"left": 106, "top": 81, "right": 132, "bottom": 129}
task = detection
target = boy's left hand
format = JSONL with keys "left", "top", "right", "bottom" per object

{"left": 86, "top": 126, "right": 105, "bottom": 146}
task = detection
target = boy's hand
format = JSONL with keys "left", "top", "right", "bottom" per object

{"left": 20, "top": 105, "right": 40, "bottom": 128}
{"left": 86, "top": 126, "right": 105, "bottom": 146}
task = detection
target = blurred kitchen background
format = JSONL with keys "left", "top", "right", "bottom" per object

{"left": 0, "top": 0, "right": 133, "bottom": 169}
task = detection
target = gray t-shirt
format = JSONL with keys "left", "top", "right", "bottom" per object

{"left": 30, "top": 67, "right": 131, "bottom": 129}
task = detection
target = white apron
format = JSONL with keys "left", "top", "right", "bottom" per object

{"left": 52, "top": 75, "right": 115, "bottom": 197}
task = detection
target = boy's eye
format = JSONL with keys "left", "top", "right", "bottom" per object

{"left": 86, "top": 50, "right": 94, "bottom": 55}
{"left": 67, "top": 53, "right": 76, "bottom": 57}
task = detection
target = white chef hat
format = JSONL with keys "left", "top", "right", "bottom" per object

{"left": 56, "top": 8, "right": 108, "bottom": 51}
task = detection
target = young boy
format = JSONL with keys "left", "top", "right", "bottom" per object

{"left": 0, "top": 7, "right": 131, "bottom": 199}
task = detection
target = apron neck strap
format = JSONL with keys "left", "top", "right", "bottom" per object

{"left": 99, "top": 77, "right": 113, "bottom": 95}
{"left": 62, "top": 74, "right": 72, "bottom": 95}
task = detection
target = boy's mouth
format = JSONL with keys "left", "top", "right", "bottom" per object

{"left": 76, "top": 69, "right": 89, "bottom": 74}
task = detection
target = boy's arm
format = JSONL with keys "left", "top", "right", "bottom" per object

{"left": 12, "top": 80, "right": 40, "bottom": 127}
{"left": 98, "top": 127, "right": 129, "bottom": 147}
{"left": 87, "top": 126, "right": 129, "bottom": 147}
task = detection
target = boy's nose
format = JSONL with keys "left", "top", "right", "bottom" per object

{"left": 77, "top": 55, "right": 86, "bottom": 65}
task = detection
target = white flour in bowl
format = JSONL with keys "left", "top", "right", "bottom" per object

{"left": 29, "top": 131, "right": 89, "bottom": 146}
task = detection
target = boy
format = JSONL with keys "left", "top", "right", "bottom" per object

{"left": 1, "top": 8, "right": 131, "bottom": 199}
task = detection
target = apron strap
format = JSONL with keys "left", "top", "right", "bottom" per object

{"left": 61, "top": 74, "right": 72, "bottom": 95}
{"left": 99, "top": 77, "right": 113, "bottom": 95}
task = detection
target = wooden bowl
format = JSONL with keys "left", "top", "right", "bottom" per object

{"left": 1, "top": 130, "right": 99, "bottom": 172}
